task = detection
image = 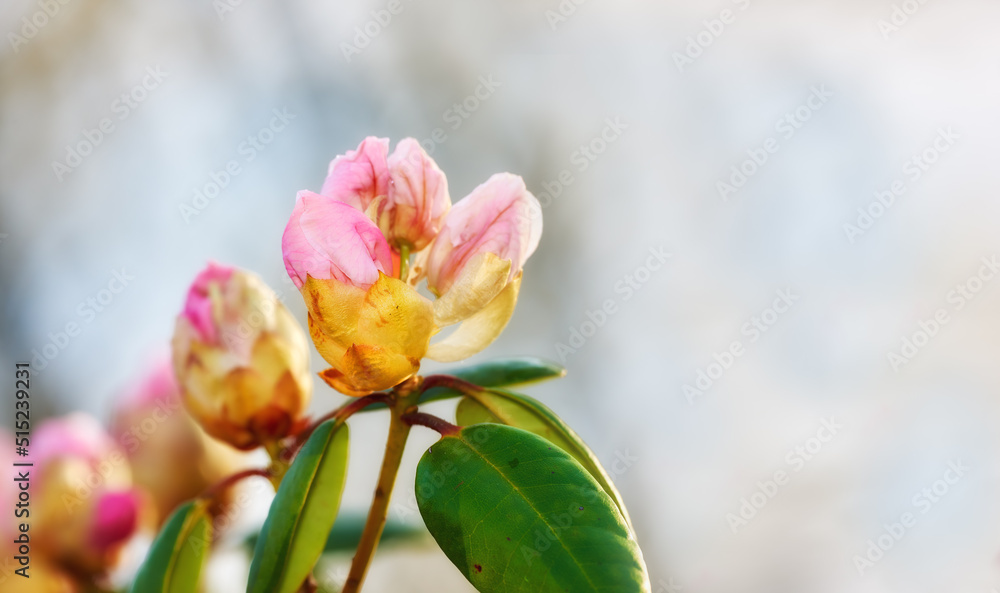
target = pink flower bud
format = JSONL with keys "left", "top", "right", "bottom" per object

{"left": 90, "top": 491, "right": 140, "bottom": 550}
{"left": 29, "top": 414, "right": 142, "bottom": 576}
{"left": 173, "top": 264, "right": 313, "bottom": 450}
{"left": 282, "top": 190, "right": 394, "bottom": 290}
{"left": 181, "top": 262, "right": 233, "bottom": 344}
{"left": 319, "top": 136, "right": 389, "bottom": 211}
{"left": 423, "top": 173, "right": 542, "bottom": 296}
{"left": 376, "top": 138, "right": 451, "bottom": 250}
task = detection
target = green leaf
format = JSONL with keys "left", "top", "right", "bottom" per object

{"left": 248, "top": 421, "right": 350, "bottom": 593}
{"left": 130, "top": 500, "right": 211, "bottom": 593}
{"left": 416, "top": 424, "right": 650, "bottom": 593}
{"left": 363, "top": 358, "right": 567, "bottom": 412}
{"left": 421, "top": 357, "right": 567, "bottom": 404}
{"left": 455, "top": 389, "right": 634, "bottom": 533}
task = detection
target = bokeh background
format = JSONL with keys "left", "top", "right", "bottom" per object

{"left": 3, "top": 0, "right": 1000, "bottom": 591}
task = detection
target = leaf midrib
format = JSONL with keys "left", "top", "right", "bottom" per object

{"left": 456, "top": 432, "right": 600, "bottom": 592}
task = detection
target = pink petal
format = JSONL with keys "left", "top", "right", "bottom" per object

{"left": 320, "top": 137, "right": 390, "bottom": 211}
{"left": 30, "top": 413, "right": 115, "bottom": 471}
{"left": 181, "top": 262, "right": 234, "bottom": 344}
{"left": 90, "top": 490, "right": 140, "bottom": 550}
{"left": 384, "top": 138, "right": 450, "bottom": 250}
{"left": 425, "top": 173, "right": 542, "bottom": 295}
{"left": 116, "top": 356, "right": 179, "bottom": 413}
{"left": 282, "top": 190, "right": 393, "bottom": 289}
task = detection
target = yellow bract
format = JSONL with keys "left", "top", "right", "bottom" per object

{"left": 303, "top": 255, "right": 524, "bottom": 395}
{"left": 304, "top": 272, "right": 435, "bottom": 395}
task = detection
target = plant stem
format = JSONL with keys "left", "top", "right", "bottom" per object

{"left": 398, "top": 243, "right": 411, "bottom": 281}
{"left": 287, "top": 393, "right": 392, "bottom": 459}
{"left": 342, "top": 388, "right": 420, "bottom": 593}
{"left": 418, "top": 374, "right": 484, "bottom": 397}
{"left": 401, "top": 412, "right": 461, "bottom": 437}
{"left": 201, "top": 468, "right": 271, "bottom": 502}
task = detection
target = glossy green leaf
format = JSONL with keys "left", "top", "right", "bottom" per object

{"left": 416, "top": 424, "right": 650, "bottom": 593}
{"left": 131, "top": 500, "right": 211, "bottom": 593}
{"left": 248, "top": 421, "right": 350, "bottom": 593}
{"left": 456, "top": 389, "right": 634, "bottom": 532}
{"left": 363, "top": 358, "right": 566, "bottom": 412}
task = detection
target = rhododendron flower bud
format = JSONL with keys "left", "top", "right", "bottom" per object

{"left": 318, "top": 137, "right": 451, "bottom": 251}
{"left": 29, "top": 414, "right": 143, "bottom": 576}
{"left": 417, "top": 173, "right": 542, "bottom": 362}
{"left": 172, "top": 263, "right": 312, "bottom": 449}
{"left": 375, "top": 138, "right": 451, "bottom": 250}
{"left": 283, "top": 191, "right": 395, "bottom": 290}
{"left": 282, "top": 193, "right": 435, "bottom": 396}
{"left": 320, "top": 136, "right": 389, "bottom": 211}
{"left": 112, "top": 357, "right": 245, "bottom": 524}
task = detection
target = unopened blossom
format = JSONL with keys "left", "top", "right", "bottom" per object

{"left": 29, "top": 414, "right": 143, "bottom": 577}
{"left": 377, "top": 138, "right": 451, "bottom": 250}
{"left": 320, "top": 136, "right": 389, "bottom": 211}
{"left": 111, "top": 357, "right": 245, "bottom": 524}
{"left": 319, "top": 136, "right": 451, "bottom": 251}
{"left": 284, "top": 139, "right": 542, "bottom": 393}
{"left": 172, "top": 263, "right": 312, "bottom": 449}
{"left": 283, "top": 192, "right": 434, "bottom": 396}
{"left": 417, "top": 173, "right": 542, "bottom": 361}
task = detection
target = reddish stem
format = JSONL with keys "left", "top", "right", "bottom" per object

{"left": 285, "top": 392, "right": 392, "bottom": 460}
{"left": 419, "top": 374, "right": 483, "bottom": 397}
{"left": 201, "top": 468, "right": 271, "bottom": 501}
{"left": 401, "top": 412, "right": 461, "bottom": 437}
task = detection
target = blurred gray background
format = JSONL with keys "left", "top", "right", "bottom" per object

{"left": 2, "top": 0, "right": 1000, "bottom": 591}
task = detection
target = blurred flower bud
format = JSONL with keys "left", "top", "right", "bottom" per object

{"left": 172, "top": 263, "right": 312, "bottom": 450}
{"left": 111, "top": 357, "right": 246, "bottom": 524}
{"left": 416, "top": 173, "right": 542, "bottom": 362}
{"left": 319, "top": 136, "right": 389, "bottom": 212}
{"left": 374, "top": 138, "right": 451, "bottom": 251}
{"left": 29, "top": 414, "right": 142, "bottom": 577}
